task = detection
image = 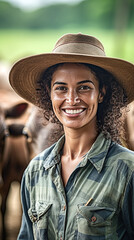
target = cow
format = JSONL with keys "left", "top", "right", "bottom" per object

{"left": 0, "top": 61, "right": 33, "bottom": 239}
{"left": 0, "top": 102, "right": 30, "bottom": 240}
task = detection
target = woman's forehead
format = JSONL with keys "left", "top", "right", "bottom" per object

{"left": 52, "top": 62, "right": 98, "bottom": 83}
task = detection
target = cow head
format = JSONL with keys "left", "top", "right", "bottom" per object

{"left": 24, "top": 107, "right": 64, "bottom": 158}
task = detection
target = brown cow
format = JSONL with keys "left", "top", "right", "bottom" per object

{"left": 0, "top": 61, "right": 33, "bottom": 239}
{"left": 0, "top": 102, "right": 30, "bottom": 240}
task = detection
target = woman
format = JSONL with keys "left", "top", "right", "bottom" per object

{"left": 9, "top": 33, "right": 134, "bottom": 239}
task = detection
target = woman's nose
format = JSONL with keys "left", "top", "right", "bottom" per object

{"left": 66, "top": 90, "right": 80, "bottom": 105}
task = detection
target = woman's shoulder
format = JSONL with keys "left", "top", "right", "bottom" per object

{"left": 108, "top": 141, "right": 134, "bottom": 168}
{"left": 25, "top": 135, "right": 65, "bottom": 174}
{"left": 25, "top": 142, "right": 57, "bottom": 173}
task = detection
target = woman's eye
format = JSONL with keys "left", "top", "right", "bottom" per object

{"left": 79, "top": 85, "right": 91, "bottom": 90}
{"left": 55, "top": 86, "right": 67, "bottom": 91}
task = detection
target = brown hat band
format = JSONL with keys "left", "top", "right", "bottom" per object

{"left": 53, "top": 43, "right": 106, "bottom": 56}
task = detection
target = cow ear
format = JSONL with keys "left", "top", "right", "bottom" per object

{"left": 5, "top": 102, "right": 29, "bottom": 118}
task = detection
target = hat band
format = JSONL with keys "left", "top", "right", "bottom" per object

{"left": 53, "top": 43, "right": 106, "bottom": 56}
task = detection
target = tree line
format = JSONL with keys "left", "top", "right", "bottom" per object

{"left": 0, "top": 0, "right": 133, "bottom": 29}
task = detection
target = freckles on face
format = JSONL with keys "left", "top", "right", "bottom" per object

{"left": 50, "top": 63, "right": 101, "bottom": 129}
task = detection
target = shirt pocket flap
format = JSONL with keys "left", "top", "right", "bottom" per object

{"left": 77, "top": 204, "right": 116, "bottom": 225}
{"left": 28, "top": 201, "right": 52, "bottom": 223}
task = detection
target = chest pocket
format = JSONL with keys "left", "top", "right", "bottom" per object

{"left": 28, "top": 202, "right": 52, "bottom": 240}
{"left": 76, "top": 204, "right": 118, "bottom": 240}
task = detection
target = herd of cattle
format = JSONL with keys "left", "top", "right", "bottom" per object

{"left": 0, "top": 61, "right": 134, "bottom": 240}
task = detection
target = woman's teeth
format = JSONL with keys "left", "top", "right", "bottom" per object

{"left": 65, "top": 109, "right": 84, "bottom": 114}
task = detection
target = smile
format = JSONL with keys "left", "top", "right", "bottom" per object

{"left": 64, "top": 109, "right": 85, "bottom": 114}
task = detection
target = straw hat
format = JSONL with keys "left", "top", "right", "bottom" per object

{"left": 9, "top": 33, "right": 134, "bottom": 105}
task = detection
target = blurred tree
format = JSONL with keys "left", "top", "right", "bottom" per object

{"left": 26, "top": 4, "right": 75, "bottom": 29}
{"left": 0, "top": 1, "right": 25, "bottom": 28}
{"left": 0, "top": 0, "right": 133, "bottom": 29}
{"left": 115, "top": 0, "right": 132, "bottom": 31}
{"left": 75, "top": 0, "right": 117, "bottom": 28}
{"left": 114, "top": 0, "right": 133, "bottom": 58}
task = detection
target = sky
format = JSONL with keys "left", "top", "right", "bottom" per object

{"left": 3, "top": 0, "right": 82, "bottom": 10}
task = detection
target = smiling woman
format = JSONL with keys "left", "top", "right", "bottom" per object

{"left": 9, "top": 33, "right": 134, "bottom": 240}
{"left": 50, "top": 63, "right": 102, "bottom": 130}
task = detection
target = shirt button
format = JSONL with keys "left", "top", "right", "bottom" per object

{"left": 91, "top": 216, "right": 96, "bottom": 222}
{"left": 32, "top": 216, "right": 37, "bottom": 222}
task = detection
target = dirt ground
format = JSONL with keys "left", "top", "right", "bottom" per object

{"left": 0, "top": 182, "right": 22, "bottom": 240}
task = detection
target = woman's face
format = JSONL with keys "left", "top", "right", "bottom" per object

{"left": 51, "top": 63, "right": 104, "bottom": 130}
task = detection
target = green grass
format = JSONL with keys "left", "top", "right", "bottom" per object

{"left": 0, "top": 28, "right": 134, "bottom": 64}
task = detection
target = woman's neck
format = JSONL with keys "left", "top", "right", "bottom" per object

{"left": 63, "top": 125, "right": 98, "bottom": 160}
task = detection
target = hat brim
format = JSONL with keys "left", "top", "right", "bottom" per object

{"left": 9, "top": 53, "right": 134, "bottom": 105}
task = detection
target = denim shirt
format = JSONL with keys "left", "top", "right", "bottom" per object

{"left": 18, "top": 133, "right": 134, "bottom": 240}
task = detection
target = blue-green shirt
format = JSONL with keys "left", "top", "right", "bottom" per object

{"left": 18, "top": 133, "right": 134, "bottom": 240}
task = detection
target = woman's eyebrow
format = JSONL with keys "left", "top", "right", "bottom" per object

{"left": 77, "top": 80, "right": 94, "bottom": 85}
{"left": 53, "top": 81, "right": 67, "bottom": 86}
{"left": 53, "top": 80, "right": 94, "bottom": 86}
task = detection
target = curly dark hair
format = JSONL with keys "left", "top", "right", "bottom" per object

{"left": 36, "top": 63, "right": 128, "bottom": 144}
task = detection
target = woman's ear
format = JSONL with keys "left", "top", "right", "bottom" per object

{"left": 98, "top": 86, "right": 106, "bottom": 103}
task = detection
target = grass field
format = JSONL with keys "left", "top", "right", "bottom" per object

{"left": 0, "top": 28, "right": 134, "bottom": 64}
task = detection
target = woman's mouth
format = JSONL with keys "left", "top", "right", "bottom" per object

{"left": 63, "top": 108, "right": 86, "bottom": 115}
